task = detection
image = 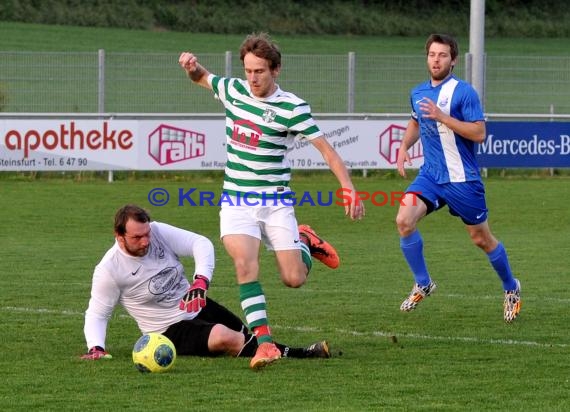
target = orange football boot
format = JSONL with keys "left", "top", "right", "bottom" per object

{"left": 298, "top": 224, "right": 340, "bottom": 269}
{"left": 250, "top": 342, "right": 281, "bottom": 370}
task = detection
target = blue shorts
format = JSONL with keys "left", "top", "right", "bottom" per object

{"left": 406, "top": 174, "right": 488, "bottom": 225}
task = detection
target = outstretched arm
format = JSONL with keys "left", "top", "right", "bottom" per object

{"left": 82, "top": 268, "right": 118, "bottom": 359}
{"left": 179, "top": 52, "right": 212, "bottom": 90}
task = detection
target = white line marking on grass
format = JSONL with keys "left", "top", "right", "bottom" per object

{"left": 3, "top": 306, "right": 568, "bottom": 349}
{"left": 273, "top": 325, "right": 570, "bottom": 349}
{"left": 3, "top": 306, "right": 84, "bottom": 316}
{"left": 367, "top": 330, "right": 569, "bottom": 348}
{"left": 1, "top": 306, "right": 130, "bottom": 319}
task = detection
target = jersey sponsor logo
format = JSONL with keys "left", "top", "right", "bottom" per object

{"left": 131, "top": 265, "right": 142, "bottom": 276}
{"left": 231, "top": 119, "right": 261, "bottom": 150}
{"left": 148, "top": 266, "right": 185, "bottom": 302}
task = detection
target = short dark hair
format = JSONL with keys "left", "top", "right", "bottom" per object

{"left": 425, "top": 33, "right": 459, "bottom": 61}
{"left": 114, "top": 204, "right": 151, "bottom": 236}
{"left": 239, "top": 32, "right": 281, "bottom": 70}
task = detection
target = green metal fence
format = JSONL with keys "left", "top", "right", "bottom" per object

{"left": 0, "top": 51, "right": 568, "bottom": 114}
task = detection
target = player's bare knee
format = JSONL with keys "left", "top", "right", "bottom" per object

{"left": 471, "top": 236, "right": 485, "bottom": 249}
{"left": 396, "top": 213, "right": 415, "bottom": 236}
{"left": 232, "top": 259, "right": 258, "bottom": 279}
{"left": 208, "top": 324, "right": 244, "bottom": 355}
{"left": 283, "top": 277, "right": 306, "bottom": 288}
{"left": 470, "top": 232, "right": 495, "bottom": 252}
{"left": 280, "top": 271, "right": 307, "bottom": 288}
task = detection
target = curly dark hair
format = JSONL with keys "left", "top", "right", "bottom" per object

{"left": 239, "top": 32, "right": 281, "bottom": 70}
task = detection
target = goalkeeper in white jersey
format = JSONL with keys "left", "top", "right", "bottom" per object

{"left": 81, "top": 204, "right": 330, "bottom": 362}
{"left": 179, "top": 33, "right": 364, "bottom": 369}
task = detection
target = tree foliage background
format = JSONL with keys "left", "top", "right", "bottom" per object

{"left": 0, "top": 0, "right": 568, "bottom": 37}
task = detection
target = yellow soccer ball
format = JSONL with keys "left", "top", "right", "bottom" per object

{"left": 132, "top": 333, "right": 176, "bottom": 373}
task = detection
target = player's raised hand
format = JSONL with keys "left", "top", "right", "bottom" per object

{"left": 178, "top": 52, "right": 211, "bottom": 88}
{"left": 179, "top": 52, "right": 198, "bottom": 73}
{"left": 81, "top": 346, "right": 112, "bottom": 360}
{"left": 179, "top": 275, "right": 209, "bottom": 313}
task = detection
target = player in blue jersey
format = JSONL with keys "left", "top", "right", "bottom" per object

{"left": 179, "top": 33, "right": 365, "bottom": 369}
{"left": 395, "top": 34, "right": 521, "bottom": 323}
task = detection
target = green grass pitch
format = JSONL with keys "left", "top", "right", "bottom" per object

{"left": 0, "top": 174, "right": 568, "bottom": 411}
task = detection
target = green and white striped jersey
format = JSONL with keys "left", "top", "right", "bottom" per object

{"left": 209, "top": 74, "right": 322, "bottom": 198}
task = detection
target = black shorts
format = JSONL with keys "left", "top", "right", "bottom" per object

{"left": 163, "top": 298, "right": 248, "bottom": 356}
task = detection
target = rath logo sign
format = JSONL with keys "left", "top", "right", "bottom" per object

{"left": 148, "top": 124, "right": 206, "bottom": 165}
{"left": 378, "top": 124, "right": 423, "bottom": 164}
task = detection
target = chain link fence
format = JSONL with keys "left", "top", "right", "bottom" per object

{"left": 0, "top": 51, "right": 568, "bottom": 114}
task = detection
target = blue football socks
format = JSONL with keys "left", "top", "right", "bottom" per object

{"left": 400, "top": 230, "right": 431, "bottom": 286}
{"left": 487, "top": 242, "right": 517, "bottom": 291}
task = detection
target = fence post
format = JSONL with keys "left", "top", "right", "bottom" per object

{"left": 225, "top": 51, "right": 232, "bottom": 77}
{"left": 347, "top": 52, "right": 363, "bottom": 176}
{"left": 98, "top": 49, "right": 113, "bottom": 182}
{"left": 98, "top": 49, "right": 105, "bottom": 113}
{"left": 347, "top": 52, "right": 355, "bottom": 113}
